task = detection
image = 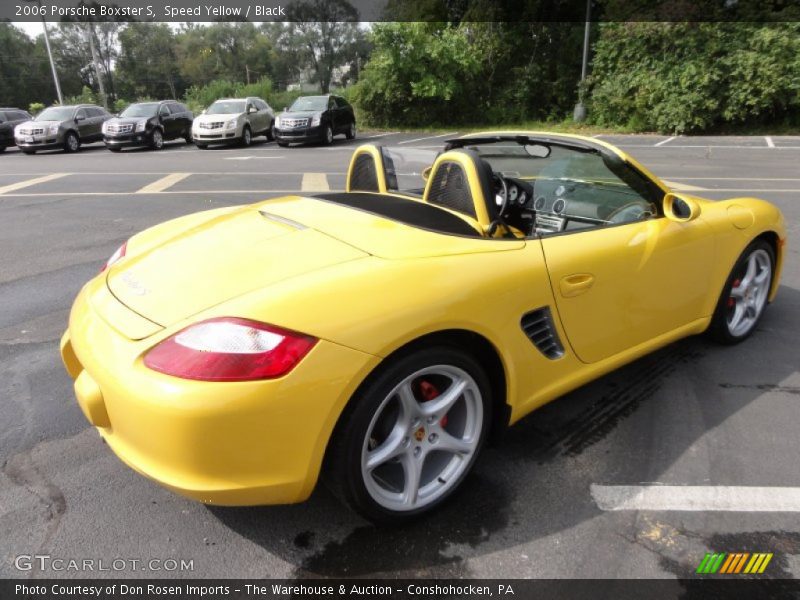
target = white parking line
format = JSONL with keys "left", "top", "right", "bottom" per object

{"left": 654, "top": 136, "right": 676, "bottom": 147}
{"left": 0, "top": 189, "right": 344, "bottom": 197}
{"left": 301, "top": 173, "right": 330, "bottom": 192}
{"left": 135, "top": 173, "right": 191, "bottom": 194}
{"left": 397, "top": 133, "right": 456, "bottom": 145}
{"left": 592, "top": 484, "right": 800, "bottom": 512}
{"left": 0, "top": 173, "right": 69, "bottom": 195}
{"left": 765, "top": 136, "right": 775, "bottom": 148}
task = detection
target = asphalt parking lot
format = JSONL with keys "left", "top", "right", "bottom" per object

{"left": 1, "top": 132, "right": 799, "bottom": 581}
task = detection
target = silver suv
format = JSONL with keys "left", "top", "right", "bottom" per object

{"left": 192, "top": 97, "right": 275, "bottom": 149}
{"left": 15, "top": 104, "right": 111, "bottom": 154}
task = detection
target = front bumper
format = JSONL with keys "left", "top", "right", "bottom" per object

{"left": 15, "top": 136, "right": 62, "bottom": 150}
{"left": 274, "top": 125, "right": 324, "bottom": 143}
{"left": 60, "top": 278, "right": 379, "bottom": 505}
{"left": 104, "top": 133, "right": 150, "bottom": 148}
{"left": 192, "top": 127, "right": 239, "bottom": 144}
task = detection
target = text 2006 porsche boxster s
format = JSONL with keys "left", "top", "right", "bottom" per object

{"left": 61, "top": 133, "right": 786, "bottom": 522}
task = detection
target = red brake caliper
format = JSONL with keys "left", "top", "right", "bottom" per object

{"left": 419, "top": 380, "right": 448, "bottom": 427}
{"left": 728, "top": 278, "right": 741, "bottom": 308}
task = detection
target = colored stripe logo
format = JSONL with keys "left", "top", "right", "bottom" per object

{"left": 696, "top": 552, "right": 773, "bottom": 574}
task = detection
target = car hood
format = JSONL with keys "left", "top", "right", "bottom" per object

{"left": 194, "top": 113, "right": 242, "bottom": 124}
{"left": 20, "top": 120, "right": 60, "bottom": 129}
{"left": 106, "top": 196, "right": 523, "bottom": 328}
{"left": 281, "top": 111, "right": 318, "bottom": 119}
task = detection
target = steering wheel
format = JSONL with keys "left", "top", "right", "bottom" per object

{"left": 492, "top": 173, "right": 509, "bottom": 218}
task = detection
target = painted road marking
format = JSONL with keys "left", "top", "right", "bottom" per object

{"left": 765, "top": 136, "right": 775, "bottom": 148}
{"left": 662, "top": 180, "right": 706, "bottom": 192}
{"left": 398, "top": 133, "right": 455, "bottom": 145}
{"left": 591, "top": 484, "right": 800, "bottom": 512}
{"left": 0, "top": 189, "right": 345, "bottom": 197}
{"left": 0, "top": 173, "right": 69, "bottom": 195}
{"left": 301, "top": 172, "right": 330, "bottom": 192}
{"left": 135, "top": 173, "right": 191, "bottom": 194}
{"left": 614, "top": 144, "right": 800, "bottom": 149}
{"left": 224, "top": 156, "right": 286, "bottom": 160}
{"left": 654, "top": 136, "right": 676, "bottom": 147}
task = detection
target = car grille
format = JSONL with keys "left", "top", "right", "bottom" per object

{"left": 107, "top": 123, "right": 133, "bottom": 134}
{"left": 18, "top": 127, "right": 44, "bottom": 135}
{"left": 282, "top": 118, "right": 309, "bottom": 128}
{"left": 199, "top": 121, "right": 224, "bottom": 129}
{"left": 521, "top": 307, "right": 565, "bottom": 359}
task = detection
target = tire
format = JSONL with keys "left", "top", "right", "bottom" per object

{"left": 22, "top": 149, "right": 36, "bottom": 155}
{"left": 0, "top": 146, "right": 6, "bottom": 153}
{"left": 241, "top": 125, "right": 252, "bottom": 147}
{"left": 325, "top": 346, "right": 492, "bottom": 524}
{"left": 108, "top": 147, "right": 122, "bottom": 153}
{"left": 196, "top": 143, "right": 208, "bottom": 150}
{"left": 708, "top": 239, "right": 775, "bottom": 344}
{"left": 266, "top": 121, "right": 275, "bottom": 141}
{"left": 277, "top": 140, "right": 289, "bottom": 148}
{"left": 64, "top": 131, "right": 80, "bottom": 153}
{"left": 184, "top": 131, "right": 193, "bottom": 144}
{"left": 150, "top": 128, "right": 164, "bottom": 150}
{"left": 346, "top": 122, "right": 356, "bottom": 140}
{"left": 323, "top": 124, "right": 333, "bottom": 146}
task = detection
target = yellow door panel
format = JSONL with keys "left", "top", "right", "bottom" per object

{"left": 541, "top": 217, "right": 715, "bottom": 363}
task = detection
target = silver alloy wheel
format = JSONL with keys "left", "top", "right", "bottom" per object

{"left": 243, "top": 127, "right": 251, "bottom": 145}
{"left": 66, "top": 133, "right": 79, "bottom": 152}
{"left": 727, "top": 248, "right": 772, "bottom": 337}
{"left": 325, "top": 125, "right": 333, "bottom": 144}
{"left": 349, "top": 123, "right": 356, "bottom": 138}
{"left": 360, "top": 365, "right": 483, "bottom": 512}
{"left": 152, "top": 129, "right": 163, "bottom": 149}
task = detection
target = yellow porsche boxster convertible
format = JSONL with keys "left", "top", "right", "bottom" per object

{"left": 61, "top": 132, "right": 786, "bottom": 522}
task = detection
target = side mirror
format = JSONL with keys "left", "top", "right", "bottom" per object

{"left": 201, "top": 109, "right": 207, "bottom": 115}
{"left": 248, "top": 106, "right": 257, "bottom": 114}
{"left": 75, "top": 115, "right": 85, "bottom": 122}
{"left": 283, "top": 106, "right": 288, "bottom": 112}
{"left": 663, "top": 192, "right": 701, "bottom": 222}
{"left": 422, "top": 166, "right": 432, "bottom": 182}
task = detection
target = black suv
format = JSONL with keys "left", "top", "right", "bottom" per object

{"left": 274, "top": 94, "right": 356, "bottom": 146}
{"left": 0, "top": 108, "right": 33, "bottom": 153}
{"left": 104, "top": 101, "right": 193, "bottom": 151}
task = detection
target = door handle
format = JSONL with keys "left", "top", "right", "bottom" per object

{"left": 559, "top": 273, "right": 595, "bottom": 298}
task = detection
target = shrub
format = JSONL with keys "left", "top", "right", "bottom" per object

{"left": 28, "top": 102, "right": 45, "bottom": 115}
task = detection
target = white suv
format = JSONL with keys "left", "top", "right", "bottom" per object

{"left": 192, "top": 97, "right": 274, "bottom": 148}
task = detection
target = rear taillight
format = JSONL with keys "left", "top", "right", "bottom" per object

{"left": 101, "top": 242, "right": 127, "bottom": 272}
{"left": 143, "top": 317, "right": 317, "bottom": 381}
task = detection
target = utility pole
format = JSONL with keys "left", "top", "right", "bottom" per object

{"left": 24, "top": 0, "right": 62, "bottom": 104}
{"left": 573, "top": 0, "right": 591, "bottom": 122}
{"left": 87, "top": 23, "right": 107, "bottom": 109}
{"left": 246, "top": 64, "right": 251, "bottom": 85}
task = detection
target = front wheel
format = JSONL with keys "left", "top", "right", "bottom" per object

{"left": 150, "top": 128, "right": 164, "bottom": 150}
{"left": 196, "top": 143, "right": 208, "bottom": 150}
{"left": 277, "top": 140, "right": 289, "bottom": 148}
{"left": 325, "top": 347, "right": 491, "bottom": 523}
{"left": 241, "top": 126, "right": 252, "bottom": 147}
{"left": 323, "top": 124, "right": 333, "bottom": 146}
{"left": 64, "top": 132, "right": 80, "bottom": 153}
{"left": 708, "top": 239, "right": 775, "bottom": 344}
{"left": 22, "top": 149, "right": 36, "bottom": 155}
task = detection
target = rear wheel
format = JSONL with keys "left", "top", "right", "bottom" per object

{"left": 0, "top": 146, "right": 6, "bottom": 153}
{"left": 325, "top": 346, "right": 491, "bottom": 523}
{"left": 266, "top": 121, "right": 275, "bottom": 141}
{"left": 184, "top": 131, "right": 192, "bottom": 144}
{"left": 64, "top": 131, "right": 80, "bottom": 153}
{"left": 346, "top": 122, "right": 356, "bottom": 140}
{"left": 708, "top": 239, "right": 774, "bottom": 344}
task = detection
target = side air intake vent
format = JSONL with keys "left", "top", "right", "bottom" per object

{"left": 349, "top": 153, "right": 380, "bottom": 192}
{"left": 521, "top": 307, "right": 565, "bottom": 359}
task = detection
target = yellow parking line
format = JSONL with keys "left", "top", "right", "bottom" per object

{"left": 0, "top": 173, "right": 69, "bottom": 195}
{"left": 135, "top": 172, "right": 191, "bottom": 194}
{"left": 301, "top": 172, "right": 330, "bottom": 192}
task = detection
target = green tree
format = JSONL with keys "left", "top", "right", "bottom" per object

{"left": 117, "top": 23, "right": 182, "bottom": 99}
{"left": 0, "top": 24, "right": 54, "bottom": 107}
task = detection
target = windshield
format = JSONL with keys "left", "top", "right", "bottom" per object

{"left": 207, "top": 101, "right": 245, "bottom": 115}
{"left": 35, "top": 107, "right": 74, "bottom": 121}
{"left": 289, "top": 96, "right": 327, "bottom": 112}
{"left": 120, "top": 103, "right": 159, "bottom": 118}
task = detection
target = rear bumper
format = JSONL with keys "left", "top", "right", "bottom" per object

{"left": 60, "top": 278, "right": 380, "bottom": 505}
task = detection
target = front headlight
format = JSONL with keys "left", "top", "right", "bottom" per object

{"left": 101, "top": 122, "right": 109, "bottom": 134}
{"left": 136, "top": 121, "right": 146, "bottom": 132}
{"left": 274, "top": 116, "right": 281, "bottom": 127}
{"left": 311, "top": 113, "right": 321, "bottom": 127}
{"left": 226, "top": 119, "right": 237, "bottom": 130}
{"left": 47, "top": 124, "right": 59, "bottom": 135}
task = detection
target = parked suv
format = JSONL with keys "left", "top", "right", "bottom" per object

{"left": 104, "top": 101, "right": 193, "bottom": 152}
{"left": 192, "top": 97, "right": 274, "bottom": 149}
{"left": 274, "top": 94, "right": 356, "bottom": 146}
{"left": 0, "top": 108, "right": 33, "bottom": 153}
{"left": 15, "top": 104, "right": 111, "bottom": 154}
